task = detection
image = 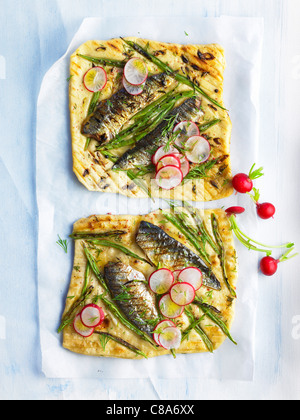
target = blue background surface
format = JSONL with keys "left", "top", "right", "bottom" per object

{"left": 1, "top": 0, "right": 300, "bottom": 400}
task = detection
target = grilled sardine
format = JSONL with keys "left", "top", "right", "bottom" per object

{"left": 81, "top": 73, "right": 174, "bottom": 145}
{"left": 136, "top": 221, "right": 221, "bottom": 291}
{"left": 104, "top": 261, "right": 159, "bottom": 337}
{"left": 112, "top": 96, "right": 203, "bottom": 171}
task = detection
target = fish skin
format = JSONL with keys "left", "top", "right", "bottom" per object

{"left": 81, "top": 73, "right": 174, "bottom": 145}
{"left": 136, "top": 221, "right": 221, "bottom": 291}
{"left": 112, "top": 96, "right": 203, "bottom": 171}
{"left": 104, "top": 261, "right": 159, "bottom": 337}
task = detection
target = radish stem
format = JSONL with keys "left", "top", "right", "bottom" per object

{"left": 279, "top": 248, "right": 298, "bottom": 263}
{"left": 229, "top": 215, "right": 294, "bottom": 253}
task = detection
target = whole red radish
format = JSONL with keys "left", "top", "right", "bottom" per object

{"left": 256, "top": 202, "right": 276, "bottom": 220}
{"left": 225, "top": 206, "right": 245, "bottom": 216}
{"left": 249, "top": 188, "right": 276, "bottom": 220}
{"left": 260, "top": 248, "right": 298, "bottom": 277}
{"left": 232, "top": 163, "right": 264, "bottom": 194}
{"left": 260, "top": 256, "right": 278, "bottom": 276}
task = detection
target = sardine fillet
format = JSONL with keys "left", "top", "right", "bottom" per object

{"left": 104, "top": 261, "right": 159, "bottom": 337}
{"left": 136, "top": 221, "right": 221, "bottom": 290}
{"left": 81, "top": 73, "right": 174, "bottom": 145}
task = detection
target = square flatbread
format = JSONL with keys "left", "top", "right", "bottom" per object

{"left": 61, "top": 209, "right": 238, "bottom": 359}
{"left": 69, "top": 38, "right": 233, "bottom": 201}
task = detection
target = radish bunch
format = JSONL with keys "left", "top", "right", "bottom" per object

{"left": 153, "top": 120, "right": 212, "bottom": 190}
{"left": 227, "top": 163, "right": 298, "bottom": 277}
{"left": 232, "top": 164, "right": 275, "bottom": 220}
{"left": 149, "top": 267, "right": 203, "bottom": 350}
{"left": 226, "top": 211, "right": 297, "bottom": 278}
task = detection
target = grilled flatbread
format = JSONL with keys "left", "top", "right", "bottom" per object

{"left": 61, "top": 208, "right": 238, "bottom": 359}
{"left": 69, "top": 38, "right": 233, "bottom": 201}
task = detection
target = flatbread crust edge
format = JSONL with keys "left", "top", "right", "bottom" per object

{"left": 69, "top": 38, "right": 233, "bottom": 202}
{"left": 62, "top": 209, "right": 238, "bottom": 359}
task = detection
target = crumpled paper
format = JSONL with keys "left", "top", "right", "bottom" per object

{"left": 37, "top": 16, "right": 264, "bottom": 380}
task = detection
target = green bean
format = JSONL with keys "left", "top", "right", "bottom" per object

{"left": 193, "top": 299, "right": 237, "bottom": 345}
{"left": 78, "top": 53, "right": 126, "bottom": 68}
{"left": 57, "top": 285, "right": 94, "bottom": 333}
{"left": 185, "top": 204, "right": 219, "bottom": 254}
{"left": 84, "top": 248, "right": 110, "bottom": 294}
{"left": 183, "top": 308, "right": 214, "bottom": 353}
{"left": 94, "top": 331, "right": 148, "bottom": 358}
{"left": 70, "top": 230, "right": 127, "bottom": 240}
{"left": 162, "top": 211, "right": 211, "bottom": 265}
{"left": 199, "top": 119, "right": 221, "bottom": 132}
{"left": 211, "top": 213, "right": 237, "bottom": 298}
{"left": 86, "top": 239, "right": 152, "bottom": 266}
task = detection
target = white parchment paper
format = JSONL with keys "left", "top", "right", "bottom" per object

{"left": 37, "top": 16, "right": 264, "bottom": 380}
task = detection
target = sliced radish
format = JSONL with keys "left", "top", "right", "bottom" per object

{"left": 178, "top": 155, "right": 190, "bottom": 177}
{"left": 149, "top": 269, "right": 174, "bottom": 295}
{"left": 153, "top": 319, "right": 176, "bottom": 346}
{"left": 124, "top": 57, "right": 148, "bottom": 86}
{"left": 178, "top": 267, "right": 203, "bottom": 291}
{"left": 156, "top": 154, "right": 181, "bottom": 171}
{"left": 80, "top": 304, "right": 105, "bottom": 328}
{"left": 83, "top": 67, "right": 107, "bottom": 92}
{"left": 152, "top": 145, "right": 179, "bottom": 165}
{"left": 173, "top": 121, "right": 200, "bottom": 148}
{"left": 155, "top": 165, "right": 183, "bottom": 190}
{"left": 73, "top": 313, "right": 94, "bottom": 338}
{"left": 123, "top": 76, "right": 145, "bottom": 95}
{"left": 159, "top": 294, "right": 184, "bottom": 319}
{"left": 170, "top": 282, "right": 196, "bottom": 306}
{"left": 158, "top": 326, "right": 182, "bottom": 350}
{"left": 185, "top": 136, "right": 211, "bottom": 164}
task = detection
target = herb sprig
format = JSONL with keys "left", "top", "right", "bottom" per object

{"left": 56, "top": 235, "right": 68, "bottom": 253}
